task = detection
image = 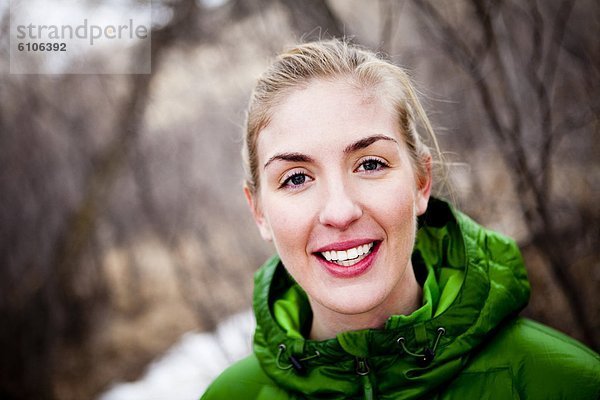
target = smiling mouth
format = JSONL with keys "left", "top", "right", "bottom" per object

{"left": 319, "top": 242, "right": 375, "bottom": 267}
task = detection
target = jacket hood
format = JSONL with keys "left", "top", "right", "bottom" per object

{"left": 252, "top": 198, "right": 531, "bottom": 399}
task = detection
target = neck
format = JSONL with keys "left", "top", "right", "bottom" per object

{"left": 308, "top": 262, "right": 423, "bottom": 341}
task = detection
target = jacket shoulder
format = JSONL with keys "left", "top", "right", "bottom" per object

{"left": 200, "top": 354, "right": 290, "bottom": 400}
{"left": 469, "top": 317, "right": 600, "bottom": 399}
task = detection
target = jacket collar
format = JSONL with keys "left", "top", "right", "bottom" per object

{"left": 252, "top": 198, "right": 530, "bottom": 398}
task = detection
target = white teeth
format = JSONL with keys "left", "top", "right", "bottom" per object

{"left": 321, "top": 242, "right": 374, "bottom": 266}
{"left": 347, "top": 248, "right": 358, "bottom": 259}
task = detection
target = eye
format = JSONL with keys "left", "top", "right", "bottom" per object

{"left": 280, "top": 172, "right": 312, "bottom": 189}
{"left": 356, "top": 158, "right": 389, "bottom": 173}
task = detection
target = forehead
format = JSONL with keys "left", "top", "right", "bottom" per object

{"left": 257, "top": 79, "right": 399, "bottom": 157}
{"left": 274, "top": 78, "right": 385, "bottom": 122}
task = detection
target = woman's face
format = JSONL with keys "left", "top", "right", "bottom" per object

{"left": 246, "top": 78, "right": 431, "bottom": 317}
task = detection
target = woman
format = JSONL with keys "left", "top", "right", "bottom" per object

{"left": 201, "top": 39, "right": 599, "bottom": 399}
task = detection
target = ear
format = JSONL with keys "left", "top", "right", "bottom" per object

{"left": 415, "top": 155, "right": 432, "bottom": 216}
{"left": 244, "top": 184, "right": 273, "bottom": 242}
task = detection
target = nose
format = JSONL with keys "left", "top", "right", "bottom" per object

{"left": 318, "top": 179, "right": 363, "bottom": 230}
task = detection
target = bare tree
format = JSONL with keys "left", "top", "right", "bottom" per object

{"left": 0, "top": 1, "right": 209, "bottom": 398}
{"left": 278, "top": 0, "right": 344, "bottom": 39}
{"left": 412, "top": 0, "right": 599, "bottom": 349}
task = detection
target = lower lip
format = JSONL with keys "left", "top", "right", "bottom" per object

{"left": 316, "top": 243, "right": 380, "bottom": 279}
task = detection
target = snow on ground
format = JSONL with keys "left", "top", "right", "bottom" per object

{"left": 98, "top": 310, "right": 255, "bottom": 400}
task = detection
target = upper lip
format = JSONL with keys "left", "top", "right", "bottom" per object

{"left": 313, "top": 238, "right": 378, "bottom": 253}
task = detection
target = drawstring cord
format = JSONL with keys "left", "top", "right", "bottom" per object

{"left": 276, "top": 345, "right": 373, "bottom": 398}
{"left": 397, "top": 327, "right": 445, "bottom": 366}
{"left": 276, "top": 344, "right": 320, "bottom": 374}
{"left": 274, "top": 328, "right": 444, "bottom": 398}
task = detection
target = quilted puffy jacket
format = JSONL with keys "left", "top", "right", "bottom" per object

{"left": 201, "top": 198, "right": 600, "bottom": 399}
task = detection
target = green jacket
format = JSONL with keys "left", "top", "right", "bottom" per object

{"left": 202, "top": 199, "right": 600, "bottom": 399}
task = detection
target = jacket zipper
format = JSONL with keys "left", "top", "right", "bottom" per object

{"left": 356, "top": 357, "right": 373, "bottom": 400}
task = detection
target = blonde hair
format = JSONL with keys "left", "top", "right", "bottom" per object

{"left": 243, "top": 38, "right": 443, "bottom": 195}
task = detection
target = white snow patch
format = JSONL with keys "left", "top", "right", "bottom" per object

{"left": 98, "top": 309, "right": 255, "bottom": 400}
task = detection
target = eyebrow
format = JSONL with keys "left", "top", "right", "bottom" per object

{"left": 263, "top": 153, "right": 314, "bottom": 170}
{"left": 343, "top": 134, "right": 398, "bottom": 154}
{"left": 263, "top": 134, "right": 397, "bottom": 170}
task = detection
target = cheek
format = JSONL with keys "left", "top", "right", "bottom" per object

{"left": 264, "top": 197, "right": 313, "bottom": 254}
{"left": 364, "top": 181, "right": 418, "bottom": 250}
{"left": 371, "top": 178, "right": 417, "bottom": 220}
{"left": 386, "top": 202, "right": 416, "bottom": 240}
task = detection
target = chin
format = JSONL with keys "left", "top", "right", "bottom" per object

{"left": 316, "top": 285, "right": 389, "bottom": 317}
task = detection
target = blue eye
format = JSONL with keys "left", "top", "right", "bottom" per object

{"left": 357, "top": 158, "right": 388, "bottom": 172}
{"left": 281, "top": 172, "right": 310, "bottom": 188}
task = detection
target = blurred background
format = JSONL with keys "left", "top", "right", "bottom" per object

{"left": 0, "top": 0, "right": 598, "bottom": 399}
